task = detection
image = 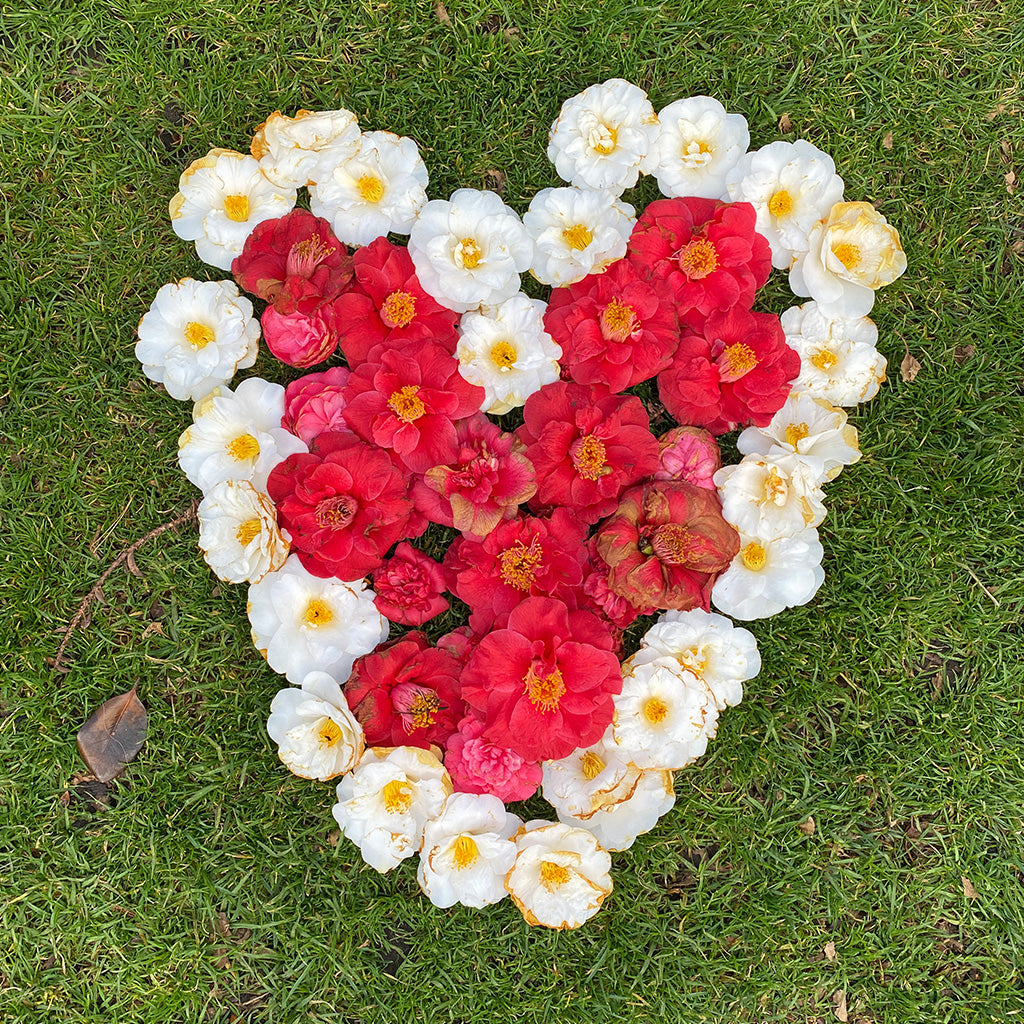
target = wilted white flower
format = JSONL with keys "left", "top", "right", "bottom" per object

{"left": 197, "top": 480, "right": 289, "bottom": 584}
{"left": 251, "top": 108, "right": 362, "bottom": 189}
{"left": 541, "top": 734, "right": 635, "bottom": 821}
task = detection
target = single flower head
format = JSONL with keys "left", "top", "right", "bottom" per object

{"left": 251, "top": 108, "right": 362, "bottom": 189}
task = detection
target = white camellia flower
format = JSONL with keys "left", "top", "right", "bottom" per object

{"left": 266, "top": 671, "right": 365, "bottom": 782}
{"left": 136, "top": 279, "right": 259, "bottom": 402}
{"left": 505, "top": 820, "right": 613, "bottom": 930}
{"left": 781, "top": 302, "right": 887, "bottom": 407}
{"left": 634, "top": 608, "right": 760, "bottom": 712}
{"left": 177, "top": 377, "right": 307, "bottom": 494}
{"left": 547, "top": 79, "right": 659, "bottom": 194}
{"left": 247, "top": 555, "right": 388, "bottom": 684}
{"left": 523, "top": 187, "right": 635, "bottom": 286}
{"left": 333, "top": 746, "right": 452, "bottom": 873}
{"left": 612, "top": 655, "right": 720, "bottom": 771}
{"left": 541, "top": 734, "right": 636, "bottom": 821}
{"left": 169, "top": 148, "right": 296, "bottom": 271}
{"left": 309, "top": 130, "right": 429, "bottom": 246}
{"left": 197, "top": 480, "right": 290, "bottom": 584}
{"left": 455, "top": 293, "right": 562, "bottom": 414}
{"left": 417, "top": 793, "right": 521, "bottom": 909}
{"left": 714, "top": 453, "right": 827, "bottom": 540}
{"left": 408, "top": 189, "right": 534, "bottom": 313}
{"left": 251, "top": 108, "right": 362, "bottom": 189}
{"left": 652, "top": 96, "right": 749, "bottom": 200}
{"left": 726, "top": 140, "right": 845, "bottom": 269}
{"left": 789, "top": 201, "right": 907, "bottom": 317}
{"left": 737, "top": 390, "right": 861, "bottom": 482}
{"left": 712, "top": 528, "right": 826, "bottom": 620}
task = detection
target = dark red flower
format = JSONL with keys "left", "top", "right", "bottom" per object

{"left": 371, "top": 542, "right": 449, "bottom": 626}
{"left": 281, "top": 366, "right": 351, "bottom": 445}
{"left": 581, "top": 538, "right": 653, "bottom": 630}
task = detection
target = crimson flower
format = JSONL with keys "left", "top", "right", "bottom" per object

{"left": 370, "top": 542, "right": 449, "bottom": 626}
{"left": 281, "top": 366, "right": 350, "bottom": 445}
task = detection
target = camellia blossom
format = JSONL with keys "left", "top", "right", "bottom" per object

{"left": 455, "top": 293, "right": 562, "bottom": 415}
{"left": 652, "top": 96, "right": 750, "bottom": 200}
{"left": 136, "top": 278, "right": 260, "bottom": 402}
{"left": 524, "top": 187, "right": 635, "bottom": 286}
{"left": 581, "top": 538, "right": 653, "bottom": 630}
{"left": 652, "top": 426, "right": 721, "bottom": 490}
{"left": 178, "top": 377, "right": 308, "bottom": 494}
{"left": 547, "top": 78, "right": 659, "bottom": 194}
{"left": 332, "top": 745, "right": 452, "bottom": 873}
{"left": 370, "top": 542, "right": 449, "bottom": 626}
{"left": 408, "top": 188, "right": 534, "bottom": 313}
{"left": 444, "top": 713, "right": 543, "bottom": 803}
{"left": 505, "top": 820, "right": 613, "bottom": 930}
{"left": 251, "top": 108, "right": 362, "bottom": 189}
{"left": 266, "top": 671, "right": 365, "bottom": 782}
{"left": 246, "top": 555, "right": 388, "bottom": 684}
{"left": 260, "top": 304, "right": 340, "bottom": 368}
{"left": 280, "top": 366, "right": 351, "bottom": 445}
{"left": 789, "top": 201, "right": 907, "bottom": 318}
{"left": 310, "top": 130, "right": 429, "bottom": 246}
{"left": 196, "top": 479, "right": 290, "bottom": 584}
{"left": 540, "top": 734, "right": 634, "bottom": 821}
{"left": 169, "top": 148, "right": 296, "bottom": 271}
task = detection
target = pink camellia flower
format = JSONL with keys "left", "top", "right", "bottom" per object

{"left": 261, "top": 304, "right": 339, "bottom": 368}
{"left": 460, "top": 596, "right": 622, "bottom": 763}
{"left": 653, "top": 425, "right": 722, "bottom": 490}
{"left": 516, "top": 381, "right": 660, "bottom": 525}
{"left": 595, "top": 480, "right": 740, "bottom": 612}
{"left": 371, "top": 542, "right": 449, "bottom": 626}
{"left": 281, "top": 366, "right": 351, "bottom": 445}
{"left": 343, "top": 343, "right": 486, "bottom": 473}
{"left": 444, "top": 713, "right": 542, "bottom": 803}
{"left": 411, "top": 414, "right": 537, "bottom": 538}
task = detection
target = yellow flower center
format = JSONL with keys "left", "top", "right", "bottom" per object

{"left": 785, "top": 422, "right": 810, "bottom": 448}
{"left": 678, "top": 237, "right": 719, "bottom": 280}
{"left": 303, "top": 598, "right": 333, "bottom": 627}
{"left": 570, "top": 434, "right": 608, "bottom": 481}
{"left": 811, "top": 349, "right": 839, "bottom": 371}
{"left": 581, "top": 750, "right": 605, "bottom": 781}
{"left": 643, "top": 697, "right": 669, "bottom": 724}
{"left": 651, "top": 523, "right": 699, "bottom": 565}
{"left": 768, "top": 189, "right": 794, "bottom": 218}
{"left": 317, "top": 718, "right": 343, "bottom": 747}
{"left": 407, "top": 691, "right": 441, "bottom": 731}
{"left": 718, "top": 342, "right": 758, "bottom": 381}
{"left": 356, "top": 174, "right": 385, "bottom": 204}
{"left": 489, "top": 340, "right": 518, "bottom": 370}
{"left": 499, "top": 540, "right": 543, "bottom": 591}
{"left": 590, "top": 123, "right": 618, "bottom": 155}
{"left": 387, "top": 385, "right": 426, "bottom": 423}
{"left": 524, "top": 665, "right": 565, "bottom": 713}
{"left": 763, "top": 468, "right": 787, "bottom": 504}
{"left": 676, "top": 645, "right": 708, "bottom": 675}
{"left": 599, "top": 297, "right": 637, "bottom": 342}
{"left": 235, "top": 518, "right": 262, "bottom": 547}
{"left": 451, "top": 835, "right": 479, "bottom": 870}
{"left": 832, "top": 242, "right": 862, "bottom": 271}
{"left": 184, "top": 321, "right": 215, "bottom": 350}
{"left": 456, "top": 237, "right": 483, "bottom": 270}
{"left": 741, "top": 540, "right": 767, "bottom": 571}
{"left": 561, "top": 223, "right": 594, "bottom": 251}
{"left": 223, "top": 194, "right": 250, "bottom": 222}
{"left": 227, "top": 433, "right": 260, "bottom": 461}
{"left": 381, "top": 779, "right": 412, "bottom": 815}
{"left": 380, "top": 290, "right": 416, "bottom": 329}
{"left": 539, "top": 860, "right": 571, "bottom": 890}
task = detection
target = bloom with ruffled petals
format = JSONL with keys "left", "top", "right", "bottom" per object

{"left": 281, "top": 367, "right": 351, "bottom": 445}
{"left": 261, "top": 304, "right": 341, "bottom": 369}
{"left": 197, "top": 479, "right": 289, "bottom": 584}
{"left": 541, "top": 734, "right": 634, "bottom": 821}
{"left": 581, "top": 538, "right": 652, "bottom": 630}
{"left": 653, "top": 426, "right": 721, "bottom": 490}
{"left": 444, "top": 713, "right": 542, "bottom": 803}
{"left": 370, "top": 542, "right": 449, "bottom": 626}
{"left": 251, "top": 108, "right": 361, "bottom": 189}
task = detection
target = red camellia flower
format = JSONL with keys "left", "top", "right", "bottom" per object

{"left": 232, "top": 209, "right": 353, "bottom": 315}
{"left": 544, "top": 259, "right": 679, "bottom": 392}
{"left": 411, "top": 413, "right": 537, "bottom": 538}
{"left": 370, "top": 542, "right": 449, "bottom": 626}
{"left": 267, "top": 432, "right": 419, "bottom": 581}
{"left": 460, "top": 597, "right": 622, "bottom": 763}
{"left": 331, "top": 237, "right": 461, "bottom": 367}
{"left": 281, "top": 366, "right": 350, "bottom": 445}
{"left": 658, "top": 307, "right": 801, "bottom": 434}
{"left": 516, "top": 381, "right": 660, "bottom": 525}
{"left": 628, "top": 197, "right": 771, "bottom": 320}
{"left": 581, "top": 538, "right": 653, "bottom": 630}
{"left": 344, "top": 632, "right": 463, "bottom": 749}
{"left": 595, "top": 480, "right": 740, "bottom": 612}
{"left": 342, "top": 343, "right": 486, "bottom": 474}
{"left": 261, "top": 304, "right": 340, "bottom": 368}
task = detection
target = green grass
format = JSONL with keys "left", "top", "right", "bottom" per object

{"left": 2, "top": 1, "right": 1024, "bottom": 1021}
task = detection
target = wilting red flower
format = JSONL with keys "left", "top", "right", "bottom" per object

{"left": 344, "top": 632, "right": 463, "bottom": 749}
{"left": 232, "top": 209, "right": 353, "bottom": 315}
{"left": 544, "top": 259, "right": 679, "bottom": 392}
{"left": 460, "top": 597, "right": 622, "bottom": 763}
{"left": 371, "top": 542, "right": 449, "bottom": 626}
{"left": 444, "top": 713, "right": 543, "bottom": 803}
{"left": 267, "top": 432, "right": 419, "bottom": 580}
{"left": 411, "top": 414, "right": 536, "bottom": 538}
{"left": 628, "top": 198, "right": 771, "bottom": 319}
{"left": 516, "top": 381, "right": 660, "bottom": 525}
{"left": 261, "top": 304, "right": 339, "bottom": 368}
{"left": 658, "top": 307, "right": 800, "bottom": 434}
{"left": 281, "top": 366, "right": 351, "bottom": 445}
{"left": 331, "top": 237, "right": 461, "bottom": 367}
{"left": 653, "top": 426, "right": 721, "bottom": 490}
{"left": 343, "top": 343, "right": 485, "bottom": 473}
{"left": 581, "top": 538, "right": 653, "bottom": 630}
{"left": 595, "top": 480, "right": 739, "bottom": 612}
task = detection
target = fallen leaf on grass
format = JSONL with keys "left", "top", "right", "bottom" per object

{"left": 900, "top": 351, "right": 921, "bottom": 382}
{"left": 962, "top": 875, "right": 980, "bottom": 900}
{"left": 833, "top": 988, "right": 848, "bottom": 1022}
{"left": 77, "top": 686, "right": 148, "bottom": 783}
{"left": 778, "top": 113, "right": 793, "bottom": 133}
{"left": 1006, "top": 171, "right": 1016, "bottom": 195}
{"left": 882, "top": 131, "right": 893, "bottom": 150}
{"left": 485, "top": 168, "right": 507, "bottom": 195}
{"left": 434, "top": 0, "right": 451, "bottom": 23}
{"left": 954, "top": 344, "right": 975, "bottom": 364}
{"left": 824, "top": 940, "right": 837, "bottom": 961}
{"left": 798, "top": 816, "right": 816, "bottom": 835}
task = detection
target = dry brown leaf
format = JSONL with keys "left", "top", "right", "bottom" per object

{"left": 824, "top": 940, "right": 837, "bottom": 962}
{"left": 125, "top": 549, "right": 144, "bottom": 579}
{"left": 779, "top": 113, "right": 793, "bottom": 133}
{"left": 798, "top": 816, "right": 816, "bottom": 836}
{"left": 900, "top": 351, "right": 921, "bottom": 382}
{"left": 833, "top": 988, "right": 848, "bottom": 1022}
{"left": 882, "top": 131, "right": 893, "bottom": 150}
{"left": 434, "top": 0, "right": 451, "bottom": 23}
{"left": 485, "top": 168, "right": 507, "bottom": 195}
{"left": 1006, "top": 171, "right": 1016, "bottom": 195}
{"left": 986, "top": 103, "right": 1007, "bottom": 120}
{"left": 962, "top": 875, "right": 980, "bottom": 900}
{"left": 954, "top": 344, "right": 976, "bottom": 364}
{"left": 77, "top": 686, "right": 148, "bottom": 783}
{"left": 141, "top": 621, "right": 165, "bottom": 639}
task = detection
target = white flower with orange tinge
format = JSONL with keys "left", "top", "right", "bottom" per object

{"left": 251, "top": 108, "right": 362, "bottom": 189}
{"left": 197, "top": 479, "right": 289, "bottom": 584}
{"left": 541, "top": 734, "right": 635, "bottom": 821}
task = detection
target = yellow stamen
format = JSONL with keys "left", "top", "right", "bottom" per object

{"left": 317, "top": 719, "right": 343, "bottom": 747}
{"left": 303, "top": 598, "right": 333, "bottom": 627}
{"left": 643, "top": 697, "right": 669, "bottom": 724}
{"left": 539, "top": 860, "right": 571, "bottom": 889}
{"left": 581, "top": 750, "right": 605, "bottom": 781}
{"left": 785, "top": 422, "right": 810, "bottom": 448}
{"left": 571, "top": 434, "right": 608, "bottom": 481}
{"left": 524, "top": 665, "right": 565, "bottom": 713}
{"left": 456, "top": 237, "right": 482, "bottom": 269}
{"left": 561, "top": 223, "right": 594, "bottom": 251}
{"left": 184, "top": 321, "right": 215, "bottom": 350}
{"left": 590, "top": 124, "right": 618, "bottom": 155}
{"left": 678, "top": 237, "right": 718, "bottom": 280}
{"left": 600, "top": 297, "right": 637, "bottom": 342}
{"left": 499, "top": 540, "right": 542, "bottom": 591}
{"left": 381, "top": 779, "right": 412, "bottom": 815}
{"left": 380, "top": 290, "right": 416, "bottom": 329}
{"left": 768, "top": 189, "right": 793, "bottom": 218}
{"left": 356, "top": 174, "right": 385, "bottom": 204}
{"left": 387, "top": 385, "right": 426, "bottom": 423}
{"left": 407, "top": 691, "right": 440, "bottom": 731}
{"left": 741, "top": 540, "right": 767, "bottom": 571}
{"left": 489, "top": 340, "right": 518, "bottom": 370}
{"left": 223, "top": 194, "right": 250, "bottom": 222}
{"left": 811, "top": 349, "right": 838, "bottom": 371}
{"left": 763, "top": 468, "right": 787, "bottom": 504}
{"left": 451, "top": 835, "right": 479, "bottom": 870}
{"left": 718, "top": 342, "right": 757, "bottom": 380}
{"left": 227, "top": 433, "right": 260, "bottom": 461}
{"left": 235, "top": 518, "right": 262, "bottom": 547}
{"left": 832, "top": 242, "right": 862, "bottom": 271}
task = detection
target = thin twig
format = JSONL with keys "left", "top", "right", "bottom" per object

{"left": 52, "top": 501, "right": 199, "bottom": 673}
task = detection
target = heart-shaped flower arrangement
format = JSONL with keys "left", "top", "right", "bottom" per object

{"left": 136, "top": 81, "right": 906, "bottom": 929}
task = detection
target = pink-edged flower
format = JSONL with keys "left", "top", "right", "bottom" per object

{"left": 281, "top": 366, "right": 351, "bottom": 445}
{"left": 653, "top": 426, "right": 722, "bottom": 490}
{"left": 444, "top": 713, "right": 542, "bottom": 802}
{"left": 371, "top": 542, "right": 449, "bottom": 626}
{"left": 261, "top": 305, "right": 339, "bottom": 368}
{"left": 343, "top": 343, "right": 486, "bottom": 474}
{"left": 412, "top": 414, "right": 537, "bottom": 538}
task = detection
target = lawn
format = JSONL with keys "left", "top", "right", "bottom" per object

{"left": 2, "top": 1, "right": 1023, "bottom": 1021}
